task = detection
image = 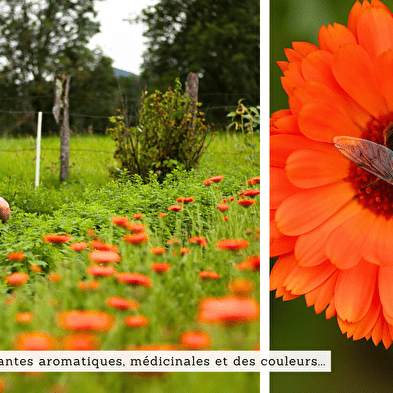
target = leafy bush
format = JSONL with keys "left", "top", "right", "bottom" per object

{"left": 109, "top": 78, "right": 211, "bottom": 182}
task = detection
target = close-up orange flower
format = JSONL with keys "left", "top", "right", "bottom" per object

{"left": 6, "top": 272, "right": 29, "bottom": 286}
{"left": 197, "top": 296, "right": 259, "bottom": 325}
{"left": 88, "top": 250, "right": 121, "bottom": 264}
{"left": 43, "top": 234, "right": 72, "bottom": 243}
{"left": 270, "top": 0, "right": 393, "bottom": 348}
{"left": 216, "top": 239, "right": 250, "bottom": 251}
{"left": 116, "top": 272, "right": 152, "bottom": 287}
{"left": 13, "top": 331, "right": 56, "bottom": 350}
{"left": 57, "top": 310, "right": 115, "bottom": 332}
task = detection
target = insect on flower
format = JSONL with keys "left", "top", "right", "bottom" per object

{"left": 333, "top": 123, "right": 393, "bottom": 188}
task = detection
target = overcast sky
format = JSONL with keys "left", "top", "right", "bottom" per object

{"left": 88, "top": 0, "right": 160, "bottom": 75}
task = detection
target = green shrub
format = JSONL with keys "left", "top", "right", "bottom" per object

{"left": 109, "top": 78, "right": 211, "bottom": 182}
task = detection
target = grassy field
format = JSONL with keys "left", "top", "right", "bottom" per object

{"left": 0, "top": 131, "right": 260, "bottom": 392}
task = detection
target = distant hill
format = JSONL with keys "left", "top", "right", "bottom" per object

{"left": 114, "top": 68, "right": 135, "bottom": 77}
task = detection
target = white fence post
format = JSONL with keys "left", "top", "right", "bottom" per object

{"left": 35, "top": 111, "right": 42, "bottom": 188}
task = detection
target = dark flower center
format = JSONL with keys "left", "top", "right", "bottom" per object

{"left": 347, "top": 114, "right": 393, "bottom": 219}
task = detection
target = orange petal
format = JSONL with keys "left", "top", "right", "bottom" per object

{"left": 270, "top": 134, "right": 325, "bottom": 167}
{"left": 305, "top": 270, "right": 338, "bottom": 315}
{"left": 361, "top": 215, "right": 393, "bottom": 266}
{"left": 270, "top": 112, "right": 302, "bottom": 136}
{"left": 270, "top": 167, "right": 301, "bottom": 210}
{"left": 318, "top": 23, "right": 357, "bottom": 53}
{"left": 292, "top": 41, "right": 319, "bottom": 57}
{"left": 275, "top": 181, "right": 356, "bottom": 236}
{"left": 270, "top": 215, "right": 297, "bottom": 257}
{"left": 326, "top": 208, "right": 378, "bottom": 269}
{"left": 295, "top": 200, "right": 362, "bottom": 267}
{"left": 270, "top": 253, "right": 298, "bottom": 291}
{"left": 334, "top": 259, "right": 378, "bottom": 323}
{"left": 332, "top": 43, "right": 387, "bottom": 117}
{"left": 357, "top": 6, "right": 393, "bottom": 61}
{"left": 378, "top": 266, "right": 393, "bottom": 324}
{"left": 374, "top": 50, "right": 393, "bottom": 112}
{"left": 298, "top": 101, "right": 360, "bottom": 143}
{"left": 286, "top": 147, "right": 350, "bottom": 188}
{"left": 281, "top": 62, "right": 305, "bottom": 96}
{"left": 283, "top": 260, "right": 337, "bottom": 295}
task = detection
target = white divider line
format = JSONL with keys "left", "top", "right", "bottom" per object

{"left": 35, "top": 111, "right": 42, "bottom": 188}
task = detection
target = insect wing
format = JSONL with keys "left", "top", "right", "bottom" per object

{"left": 333, "top": 136, "right": 393, "bottom": 186}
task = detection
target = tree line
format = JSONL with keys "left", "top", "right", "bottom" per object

{"left": 0, "top": 0, "right": 260, "bottom": 136}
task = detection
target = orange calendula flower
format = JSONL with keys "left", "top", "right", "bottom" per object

{"left": 199, "top": 271, "right": 220, "bottom": 280}
{"left": 88, "top": 250, "right": 121, "bottom": 264}
{"left": 6, "top": 272, "right": 28, "bottom": 286}
{"left": 151, "top": 247, "right": 166, "bottom": 255}
{"left": 57, "top": 310, "right": 115, "bottom": 332}
{"left": 133, "top": 213, "right": 143, "bottom": 220}
{"left": 151, "top": 262, "right": 171, "bottom": 273}
{"left": 217, "top": 204, "right": 229, "bottom": 212}
{"left": 236, "top": 254, "right": 260, "bottom": 271}
{"left": 106, "top": 296, "right": 139, "bottom": 310}
{"left": 7, "top": 251, "right": 25, "bottom": 261}
{"left": 179, "top": 331, "right": 211, "bottom": 349}
{"left": 86, "top": 265, "right": 116, "bottom": 277}
{"left": 270, "top": 0, "right": 393, "bottom": 348}
{"left": 30, "top": 264, "right": 42, "bottom": 273}
{"left": 62, "top": 333, "right": 101, "bottom": 350}
{"left": 124, "top": 315, "right": 149, "bottom": 328}
{"left": 247, "top": 177, "right": 260, "bottom": 185}
{"left": 168, "top": 205, "right": 183, "bottom": 211}
{"left": 111, "top": 216, "right": 129, "bottom": 228}
{"left": 222, "top": 216, "right": 229, "bottom": 221}
{"left": 90, "top": 240, "right": 118, "bottom": 252}
{"left": 43, "top": 234, "right": 72, "bottom": 243}
{"left": 204, "top": 175, "right": 224, "bottom": 185}
{"left": 123, "top": 233, "right": 149, "bottom": 244}
{"left": 237, "top": 199, "right": 257, "bottom": 207}
{"left": 15, "top": 312, "right": 34, "bottom": 324}
{"left": 241, "top": 189, "right": 260, "bottom": 198}
{"left": 116, "top": 272, "right": 152, "bottom": 287}
{"left": 128, "top": 223, "right": 147, "bottom": 233}
{"left": 13, "top": 331, "right": 56, "bottom": 350}
{"left": 78, "top": 280, "right": 100, "bottom": 291}
{"left": 197, "top": 296, "right": 259, "bottom": 325}
{"left": 70, "top": 241, "right": 88, "bottom": 252}
{"left": 217, "top": 239, "right": 250, "bottom": 251}
{"left": 158, "top": 212, "right": 166, "bottom": 218}
{"left": 189, "top": 236, "right": 207, "bottom": 246}
{"left": 48, "top": 272, "right": 62, "bottom": 283}
{"left": 176, "top": 197, "right": 194, "bottom": 203}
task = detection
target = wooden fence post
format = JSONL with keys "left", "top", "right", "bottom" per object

{"left": 52, "top": 74, "right": 71, "bottom": 183}
{"left": 185, "top": 72, "right": 199, "bottom": 134}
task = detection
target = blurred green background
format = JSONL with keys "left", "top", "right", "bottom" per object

{"left": 270, "top": 1, "right": 393, "bottom": 392}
